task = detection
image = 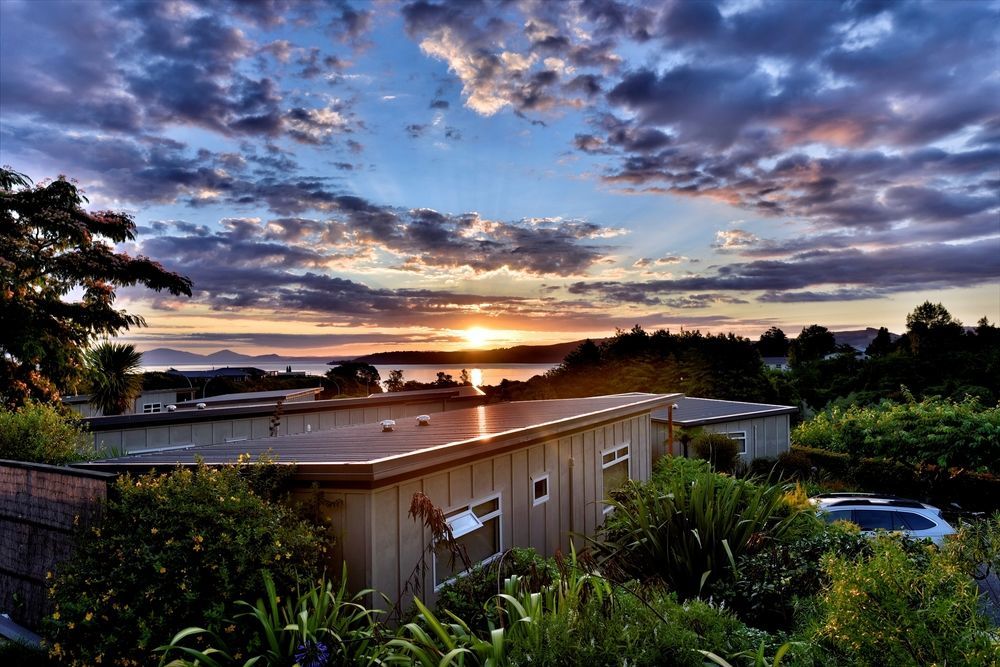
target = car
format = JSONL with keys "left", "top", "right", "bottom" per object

{"left": 811, "top": 493, "right": 956, "bottom": 546}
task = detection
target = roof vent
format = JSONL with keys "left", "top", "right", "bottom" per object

{"left": 166, "top": 404, "right": 177, "bottom": 412}
{"left": 416, "top": 414, "right": 431, "bottom": 426}
{"left": 380, "top": 419, "right": 396, "bottom": 432}
{"left": 196, "top": 402, "right": 207, "bottom": 410}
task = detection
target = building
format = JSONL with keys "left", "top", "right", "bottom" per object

{"left": 173, "top": 387, "right": 324, "bottom": 409}
{"left": 84, "top": 392, "right": 679, "bottom": 602}
{"left": 62, "top": 387, "right": 196, "bottom": 418}
{"left": 761, "top": 356, "right": 790, "bottom": 371}
{"left": 84, "top": 385, "right": 488, "bottom": 454}
{"left": 650, "top": 397, "right": 797, "bottom": 462}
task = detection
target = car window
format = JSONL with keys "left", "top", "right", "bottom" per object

{"left": 895, "top": 512, "right": 935, "bottom": 531}
{"left": 823, "top": 510, "right": 853, "bottom": 524}
{"left": 853, "top": 510, "right": 895, "bottom": 531}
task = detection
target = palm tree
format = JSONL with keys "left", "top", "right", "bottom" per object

{"left": 85, "top": 342, "right": 143, "bottom": 416}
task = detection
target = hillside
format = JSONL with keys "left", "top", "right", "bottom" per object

{"left": 348, "top": 340, "right": 591, "bottom": 365}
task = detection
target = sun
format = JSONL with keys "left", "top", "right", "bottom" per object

{"left": 464, "top": 326, "right": 492, "bottom": 348}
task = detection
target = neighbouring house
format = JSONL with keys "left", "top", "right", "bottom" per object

{"left": 83, "top": 392, "right": 679, "bottom": 603}
{"left": 84, "top": 385, "right": 488, "bottom": 454}
{"left": 62, "top": 387, "right": 197, "bottom": 418}
{"left": 650, "top": 396, "right": 797, "bottom": 462}
{"left": 166, "top": 366, "right": 268, "bottom": 382}
{"left": 761, "top": 356, "right": 790, "bottom": 371}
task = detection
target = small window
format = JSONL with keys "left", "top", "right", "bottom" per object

{"left": 434, "top": 494, "right": 502, "bottom": 589}
{"left": 723, "top": 432, "right": 747, "bottom": 455}
{"left": 142, "top": 402, "right": 162, "bottom": 414}
{"left": 823, "top": 510, "right": 853, "bottom": 524}
{"left": 601, "top": 443, "right": 631, "bottom": 514}
{"left": 895, "top": 512, "right": 935, "bottom": 531}
{"left": 532, "top": 473, "right": 550, "bottom": 506}
{"left": 853, "top": 510, "right": 895, "bottom": 531}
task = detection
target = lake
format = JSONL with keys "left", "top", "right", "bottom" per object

{"left": 140, "top": 362, "right": 556, "bottom": 387}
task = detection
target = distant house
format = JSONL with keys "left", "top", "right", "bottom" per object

{"left": 62, "top": 387, "right": 196, "bottom": 418}
{"left": 84, "top": 385, "right": 488, "bottom": 454}
{"left": 761, "top": 356, "right": 790, "bottom": 371}
{"left": 83, "top": 392, "right": 679, "bottom": 603}
{"left": 650, "top": 396, "right": 797, "bottom": 461}
{"left": 166, "top": 367, "right": 268, "bottom": 382}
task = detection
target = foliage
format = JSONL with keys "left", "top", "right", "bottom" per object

{"left": 807, "top": 534, "right": 1000, "bottom": 665}
{"left": 788, "top": 325, "right": 836, "bottom": 367}
{"left": 384, "top": 369, "right": 405, "bottom": 392}
{"left": 691, "top": 432, "right": 741, "bottom": 473}
{"left": 434, "top": 547, "right": 556, "bottom": 633}
{"left": 714, "top": 522, "right": 871, "bottom": 631}
{"left": 45, "top": 461, "right": 325, "bottom": 666}
{"left": 324, "top": 361, "right": 381, "bottom": 396}
{"left": 792, "top": 394, "right": 1000, "bottom": 472}
{"left": 942, "top": 512, "right": 1000, "bottom": 582}
{"left": 756, "top": 327, "right": 789, "bottom": 358}
{"left": 593, "top": 468, "right": 808, "bottom": 598}
{"left": 0, "top": 639, "right": 55, "bottom": 667}
{"left": 157, "top": 568, "right": 381, "bottom": 667}
{"left": 0, "top": 167, "right": 191, "bottom": 408}
{"left": 0, "top": 400, "right": 94, "bottom": 464}
{"left": 84, "top": 341, "right": 143, "bottom": 415}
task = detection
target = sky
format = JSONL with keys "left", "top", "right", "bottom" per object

{"left": 1, "top": 0, "right": 998, "bottom": 357}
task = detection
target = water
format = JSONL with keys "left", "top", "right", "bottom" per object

{"left": 140, "top": 362, "right": 556, "bottom": 386}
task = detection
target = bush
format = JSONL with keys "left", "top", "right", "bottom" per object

{"left": 595, "top": 470, "right": 808, "bottom": 598}
{"left": 45, "top": 461, "right": 325, "bottom": 666}
{"left": 691, "top": 433, "right": 741, "bottom": 473}
{"left": 433, "top": 547, "right": 556, "bottom": 633}
{"left": 808, "top": 534, "right": 999, "bottom": 665}
{"left": 0, "top": 401, "right": 93, "bottom": 464}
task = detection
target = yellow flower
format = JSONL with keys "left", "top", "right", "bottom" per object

{"left": 46, "top": 571, "right": 53, "bottom": 580}
{"left": 150, "top": 527, "right": 158, "bottom": 535}
{"left": 85, "top": 611, "right": 94, "bottom": 622}
{"left": 159, "top": 566, "right": 166, "bottom": 574}
{"left": 67, "top": 622, "right": 75, "bottom": 630}
{"left": 52, "top": 611, "right": 60, "bottom": 620}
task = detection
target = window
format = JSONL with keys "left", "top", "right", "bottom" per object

{"left": 896, "top": 512, "right": 935, "bottom": 531}
{"left": 434, "top": 494, "right": 502, "bottom": 588}
{"left": 532, "top": 473, "right": 549, "bottom": 506}
{"left": 852, "top": 510, "right": 895, "bottom": 531}
{"left": 601, "top": 443, "right": 630, "bottom": 514}
{"left": 142, "top": 402, "right": 162, "bottom": 414}
{"left": 723, "top": 432, "right": 747, "bottom": 455}
{"left": 823, "top": 510, "right": 853, "bottom": 524}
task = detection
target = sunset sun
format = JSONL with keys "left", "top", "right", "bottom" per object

{"left": 464, "top": 326, "right": 492, "bottom": 348}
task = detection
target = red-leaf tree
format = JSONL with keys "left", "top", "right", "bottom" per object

{"left": 0, "top": 168, "right": 193, "bottom": 407}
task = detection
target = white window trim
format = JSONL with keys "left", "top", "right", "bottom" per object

{"left": 532, "top": 473, "right": 550, "bottom": 506}
{"left": 724, "top": 431, "right": 748, "bottom": 456}
{"left": 433, "top": 493, "right": 503, "bottom": 590}
{"left": 600, "top": 443, "right": 631, "bottom": 514}
{"left": 142, "top": 402, "right": 162, "bottom": 414}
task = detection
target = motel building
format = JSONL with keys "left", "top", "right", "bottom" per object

{"left": 83, "top": 392, "right": 680, "bottom": 603}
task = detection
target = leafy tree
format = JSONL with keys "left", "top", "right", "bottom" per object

{"left": 0, "top": 168, "right": 192, "bottom": 408}
{"left": 433, "top": 371, "right": 458, "bottom": 387}
{"left": 905, "top": 301, "right": 964, "bottom": 356}
{"left": 757, "top": 326, "right": 789, "bottom": 357}
{"left": 384, "top": 369, "right": 405, "bottom": 392}
{"left": 865, "top": 326, "right": 894, "bottom": 357}
{"left": 459, "top": 368, "right": 472, "bottom": 386}
{"left": 788, "top": 324, "right": 836, "bottom": 366}
{"left": 84, "top": 341, "right": 143, "bottom": 415}
{"left": 325, "top": 361, "right": 381, "bottom": 396}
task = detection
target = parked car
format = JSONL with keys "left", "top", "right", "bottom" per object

{"left": 812, "top": 493, "right": 957, "bottom": 545}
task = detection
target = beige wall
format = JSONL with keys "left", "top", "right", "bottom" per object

{"left": 651, "top": 414, "right": 791, "bottom": 463}
{"left": 309, "top": 413, "right": 652, "bottom": 606}
{"left": 91, "top": 398, "right": 458, "bottom": 453}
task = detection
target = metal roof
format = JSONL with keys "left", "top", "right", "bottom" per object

{"left": 651, "top": 396, "right": 796, "bottom": 426}
{"left": 175, "top": 387, "right": 323, "bottom": 408}
{"left": 81, "top": 393, "right": 678, "bottom": 485}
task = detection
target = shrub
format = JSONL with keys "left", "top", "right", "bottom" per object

{"left": 650, "top": 454, "right": 711, "bottom": 486}
{"left": 0, "top": 400, "right": 93, "bottom": 464}
{"left": 691, "top": 433, "right": 741, "bottom": 473}
{"left": 808, "top": 534, "right": 999, "bottom": 665}
{"left": 433, "top": 547, "right": 556, "bottom": 633}
{"left": 594, "top": 471, "right": 808, "bottom": 598}
{"left": 45, "top": 461, "right": 326, "bottom": 666}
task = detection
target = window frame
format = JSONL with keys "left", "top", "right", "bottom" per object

{"left": 600, "top": 443, "right": 631, "bottom": 515}
{"left": 723, "top": 431, "right": 748, "bottom": 455}
{"left": 531, "top": 472, "right": 550, "bottom": 506}
{"left": 433, "top": 492, "right": 503, "bottom": 590}
{"left": 142, "top": 402, "right": 162, "bottom": 414}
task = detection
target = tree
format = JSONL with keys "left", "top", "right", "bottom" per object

{"left": 788, "top": 325, "right": 836, "bottom": 366}
{"left": 865, "top": 326, "right": 894, "bottom": 357}
{"left": 433, "top": 371, "right": 458, "bottom": 387}
{"left": 85, "top": 341, "right": 143, "bottom": 415}
{"left": 384, "top": 369, "right": 405, "bottom": 392}
{"left": 757, "top": 327, "right": 789, "bottom": 357}
{"left": 459, "top": 368, "right": 472, "bottom": 386}
{"left": 905, "top": 301, "right": 964, "bottom": 356}
{"left": 1, "top": 168, "right": 192, "bottom": 407}
{"left": 325, "top": 362, "right": 381, "bottom": 396}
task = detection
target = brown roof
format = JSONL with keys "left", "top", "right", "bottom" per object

{"left": 82, "top": 393, "right": 678, "bottom": 485}
{"left": 651, "top": 396, "right": 797, "bottom": 426}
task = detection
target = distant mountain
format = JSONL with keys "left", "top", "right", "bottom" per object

{"left": 348, "top": 340, "right": 590, "bottom": 365}
{"left": 831, "top": 328, "right": 900, "bottom": 351}
{"left": 140, "top": 348, "right": 331, "bottom": 366}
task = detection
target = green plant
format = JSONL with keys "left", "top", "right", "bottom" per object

{"left": 0, "top": 400, "right": 94, "bottom": 464}
{"left": 593, "top": 470, "right": 807, "bottom": 598}
{"left": 157, "top": 568, "right": 381, "bottom": 666}
{"left": 808, "top": 534, "right": 1000, "bottom": 665}
{"left": 691, "top": 433, "right": 741, "bottom": 473}
{"left": 45, "top": 460, "right": 325, "bottom": 666}
{"left": 84, "top": 341, "right": 144, "bottom": 416}
{"left": 434, "top": 547, "right": 556, "bottom": 633}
